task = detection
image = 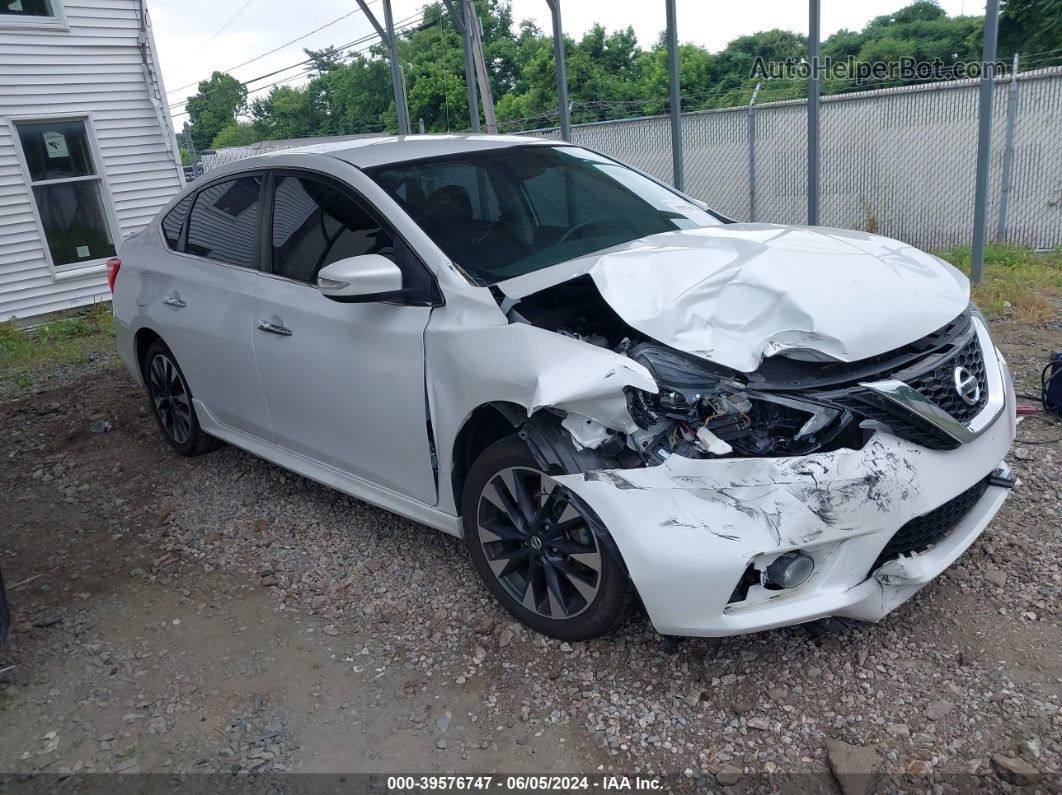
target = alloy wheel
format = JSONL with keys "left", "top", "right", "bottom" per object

{"left": 148, "top": 353, "right": 192, "bottom": 445}
{"left": 476, "top": 467, "right": 602, "bottom": 619}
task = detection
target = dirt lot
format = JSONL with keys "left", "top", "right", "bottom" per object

{"left": 0, "top": 318, "right": 1059, "bottom": 791}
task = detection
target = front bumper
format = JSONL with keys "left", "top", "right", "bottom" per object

{"left": 556, "top": 352, "right": 1016, "bottom": 637}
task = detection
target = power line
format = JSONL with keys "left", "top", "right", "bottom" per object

{"left": 167, "top": 1, "right": 379, "bottom": 97}
{"left": 197, "top": 0, "right": 258, "bottom": 51}
{"left": 171, "top": 12, "right": 427, "bottom": 120}
{"left": 170, "top": 9, "right": 425, "bottom": 111}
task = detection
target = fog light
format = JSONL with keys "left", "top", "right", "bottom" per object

{"left": 765, "top": 552, "right": 815, "bottom": 589}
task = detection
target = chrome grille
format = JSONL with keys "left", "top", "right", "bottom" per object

{"left": 819, "top": 317, "right": 994, "bottom": 450}
{"left": 906, "top": 334, "right": 989, "bottom": 423}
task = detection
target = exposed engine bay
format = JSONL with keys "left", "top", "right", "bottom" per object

{"left": 503, "top": 276, "right": 869, "bottom": 465}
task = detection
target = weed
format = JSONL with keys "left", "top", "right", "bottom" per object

{"left": 935, "top": 245, "right": 1062, "bottom": 323}
{"left": 0, "top": 301, "right": 117, "bottom": 391}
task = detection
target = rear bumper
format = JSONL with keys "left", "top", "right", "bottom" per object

{"left": 555, "top": 352, "right": 1016, "bottom": 637}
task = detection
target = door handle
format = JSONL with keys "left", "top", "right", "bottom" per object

{"left": 257, "top": 321, "right": 293, "bottom": 337}
{"left": 161, "top": 295, "right": 185, "bottom": 308}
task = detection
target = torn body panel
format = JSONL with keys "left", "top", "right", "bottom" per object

{"left": 552, "top": 375, "right": 1015, "bottom": 636}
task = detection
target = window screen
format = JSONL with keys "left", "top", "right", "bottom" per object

{"left": 271, "top": 176, "right": 394, "bottom": 283}
{"left": 161, "top": 194, "right": 193, "bottom": 250}
{"left": 186, "top": 176, "right": 262, "bottom": 268}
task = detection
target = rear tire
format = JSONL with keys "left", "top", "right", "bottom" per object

{"left": 462, "top": 435, "right": 630, "bottom": 641}
{"left": 142, "top": 340, "right": 221, "bottom": 457}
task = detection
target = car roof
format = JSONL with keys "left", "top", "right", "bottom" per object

{"left": 246, "top": 133, "right": 558, "bottom": 170}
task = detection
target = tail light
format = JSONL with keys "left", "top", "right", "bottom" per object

{"left": 106, "top": 257, "right": 121, "bottom": 292}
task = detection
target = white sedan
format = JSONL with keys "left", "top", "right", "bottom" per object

{"left": 111, "top": 135, "right": 1015, "bottom": 640}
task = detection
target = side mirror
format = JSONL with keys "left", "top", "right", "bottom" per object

{"left": 317, "top": 254, "right": 404, "bottom": 303}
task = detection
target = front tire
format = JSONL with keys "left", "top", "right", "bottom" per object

{"left": 142, "top": 340, "right": 221, "bottom": 457}
{"left": 462, "top": 436, "right": 630, "bottom": 641}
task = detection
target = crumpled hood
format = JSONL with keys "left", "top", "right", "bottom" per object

{"left": 501, "top": 223, "right": 970, "bottom": 373}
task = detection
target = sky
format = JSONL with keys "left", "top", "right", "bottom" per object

{"left": 151, "top": 0, "right": 982, "bottom": 128}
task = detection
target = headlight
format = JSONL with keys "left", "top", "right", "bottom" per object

{"left": 623, "top": 342, "right": 855, "bottom": 462}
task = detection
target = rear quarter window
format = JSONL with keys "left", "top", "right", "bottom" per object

{"left": 161, "top": 194, "right": 193, "bottom": 250}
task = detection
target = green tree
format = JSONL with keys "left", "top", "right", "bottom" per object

{"left": 315, "top": 54, "right": 393, "bottom": 134}
{"left": 211, "top": 122, "right": 258, "bottom": 149}
{"left": 250, "top": 85, "right": 326, "bottom": 140}
{"left": 185, "top": 72, "right": 246, "bottom": 150}
{"left": 998, "top": 0, "right": 1062, "bottom": 61}
{"left": 304, "top": 46, "right": 345, "bottom": 76}
{"left": 230, "top": 0, "right": 1046, "bottom": 138}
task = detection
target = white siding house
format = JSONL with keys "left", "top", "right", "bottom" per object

{"left": 0, "top": 0, "right": 183, "bottom": 322}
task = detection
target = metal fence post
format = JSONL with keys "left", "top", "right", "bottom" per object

{"left": 971, "top": 0, "right": 1000, "bottom": 283}
{"left": 355, "top": 0, "right": 411, "bottom": 135}
{"left": 545, "top": 0, "right": 571, "bottom": 141}
{"left": 807, "top": 0, "right": 821, "bottom": 225}
{"left": 996, "top": 53, "right": 1019, "bottom": 241}
{"left": 748, "top": 82, "right": 761, "bottom": 222}
{"left": 665, "top": 0, "right": 683, "bottom": 191}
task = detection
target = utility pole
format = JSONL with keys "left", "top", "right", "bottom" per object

{"left": 971, "top": 0, "right": 1000, "bottom": 283}
{"left": 441, "top": 0, "right": 480, "bottom": 132}
{"left": 464, "top": 0, "right": 496, "bottom": 133}
{"left": 355, "top": 0, "right": 411, "bottom": 135}
{"left": 665, "top": 0, "right": 683, "bottom": 191}
{"left": 545, "top": 0, "right": 571, "bottom": 141}
{"left": 807, "top": 0, "right": 821, "bottom": 225}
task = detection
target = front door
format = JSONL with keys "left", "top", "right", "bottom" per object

{"left": 251, "top": 172, "right": 437, "bottom": 504}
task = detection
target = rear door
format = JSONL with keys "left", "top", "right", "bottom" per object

{"left": 251, "top": 170, "right": 437, "bottom": 503}
{"left": 151, "top": 173, "right": 271, "bottom": 439}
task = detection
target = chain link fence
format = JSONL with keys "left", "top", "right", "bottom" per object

{"left": 525, "top": 67, "right": 1062, "bottom": 251}
{"left": 201, "top": 68, "right": 1062, "bottom": 252}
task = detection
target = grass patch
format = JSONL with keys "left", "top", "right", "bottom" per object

{"left": 935, "top": 243, "right": 1062, "bottom": 323}
{"left": 0, "top": 301, "right": 116, "bottom": 390}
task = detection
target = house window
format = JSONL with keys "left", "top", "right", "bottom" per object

{"left": 0, "top": 0, "right": 65, "bottom": 27}
{"left": 15, "top": 119, "right": 116, "bottom": 270}
{"left": 2, "top": 0, "right": 54, "bottom": 16}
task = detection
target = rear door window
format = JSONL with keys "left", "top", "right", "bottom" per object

{"left": 186, "top": 175, "right": 263, "bottom": 268}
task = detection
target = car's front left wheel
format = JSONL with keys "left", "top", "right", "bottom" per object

{"left": 142, "top": 339, "right": 221, "bottom": 457}
{"left": 462, "top": 435, "right": 631, "bottom": 641}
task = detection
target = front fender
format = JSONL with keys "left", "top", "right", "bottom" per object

{"left": 426, "top": 318, "right": 656, "bottom": 515}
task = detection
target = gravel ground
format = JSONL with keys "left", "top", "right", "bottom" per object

{"left": 0, "top": 319, "right": 1059, "bottom": 792}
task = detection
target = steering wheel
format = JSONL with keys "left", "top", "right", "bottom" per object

{"left": 556, "top": 221, "right": 599, "bottom": 246}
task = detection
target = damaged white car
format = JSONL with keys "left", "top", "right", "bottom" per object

{"left": 112, "top": 135, "right": 1016, "bottom": 640}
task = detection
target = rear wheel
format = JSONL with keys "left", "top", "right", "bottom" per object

{"left": 462, "top": 436, "right": 630, "bottom": 641}
{"left": 143, "top": 340, "right": 221, "bottom": 456}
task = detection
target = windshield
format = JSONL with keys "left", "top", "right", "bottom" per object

{"left": 366, "top": 145, "right": 722, "bottom": 285}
